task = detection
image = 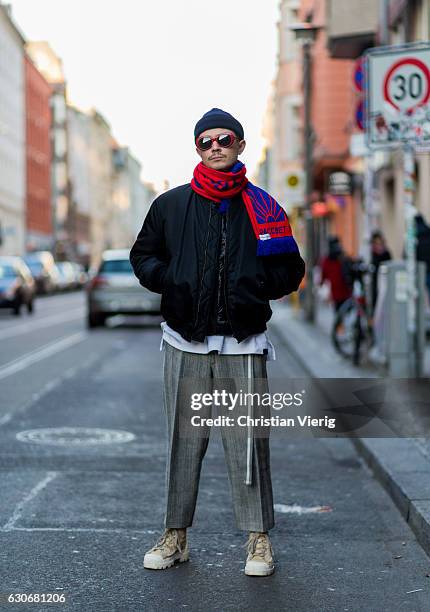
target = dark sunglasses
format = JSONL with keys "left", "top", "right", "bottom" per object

{"left": 195, "top": 132, "right": 238, "bottom": 151}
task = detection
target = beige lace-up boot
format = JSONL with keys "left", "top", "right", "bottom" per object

{"left": 143, "top": 528, "right": 189, "bottom": 570}
{"left": 244, "top": 531, "right": 275, "bottom": 576}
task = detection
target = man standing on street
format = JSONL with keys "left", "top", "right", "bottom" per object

{"left": 129, "top": 108, "right": 305, "bottom": 576}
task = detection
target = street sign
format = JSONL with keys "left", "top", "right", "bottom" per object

{"left": 355, "top": 99, "right": 364, "bottom": 130}
{"left": 354, "top": 56, "right": 364, "bottom": 92}
{"left": 286, "top": 173, "right": 299, "bottom": 188}
{"left": 365, "top": 43, "right": 430, "bottom": 149}
{"left": 365, "top": 43, "right": 424, "bottom": 356}
{"left": 284, "top": 171, "right": 304, "bottom": 206}
{"left": 349, "top": 133, "right": 368, "bottom": 157}
{"left": 328, "top": 171, "right": 352, "bottom": 196}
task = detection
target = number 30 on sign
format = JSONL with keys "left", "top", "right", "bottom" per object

{"left": 365, "top": 44, "right": 430, "bottom": 148}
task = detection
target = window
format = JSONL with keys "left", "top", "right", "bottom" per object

{"left": 281, "top": 97, "right": 302, "bottom": 161}
{"left": 282, "top": 7, "right": 299, "bottom": 61}
{"left": 52, "top": 94, "right": 66, "bottom": 123}
{"left": 54, "top": 129, "right": 67, "bottom": 158}
{"left": 100, "top": 259, "right": 133, "bottom": 273}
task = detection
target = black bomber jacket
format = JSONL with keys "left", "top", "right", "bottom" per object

{"left": 129, "top": 183, "right": 305, "bottom": 343}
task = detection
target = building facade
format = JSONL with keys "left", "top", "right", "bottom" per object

{"left": 0, "top": 4, "right": 26, "bottom": 255}
{"left": 25, "top": 54, "right": 52, "bottom": 252}
{"left": 87, "top": 109, "right": 114, "bottom": 269}
{"left": 326, "top": 0, "right": 430, "bottom": 258}
{"left": 272, "top": 0, "right": 303, "bottom": 211}
{"left": 111, "top": 145, "right": 158, "bottom": 249}
{"left": 67, "top": 105, "right": 91, "bottom": 267}
{"left": 111, "top": 145, "right": 134, "bottom": 249}
{"left": 270, "top": 0, "right": 361, "bottom": 264}
{"left": 26, "top": 41, "right": 72, "bottom": 260}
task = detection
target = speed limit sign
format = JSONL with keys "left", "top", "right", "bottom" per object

{"left": 365, "top": 43, "right": 430, "bottom": 148}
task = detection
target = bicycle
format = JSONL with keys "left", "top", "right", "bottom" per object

{"left": 331, "top": 261, "right": 375, "bottom": 366}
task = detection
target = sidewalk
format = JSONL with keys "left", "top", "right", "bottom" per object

{"left": 269, "top": 298, "right": 430, "bottom": 557}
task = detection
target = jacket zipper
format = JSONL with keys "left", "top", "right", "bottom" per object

{"left": 223, "top": 208, "right": 235, "bottom": 335}
{"left": 215, "top": 213, "right": 224, "bottom": 326}
{"left": 192, "top": 203, "right": 212, "bottom": 338}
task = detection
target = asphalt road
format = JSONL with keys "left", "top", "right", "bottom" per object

{"left": 0, "top": 291, "right": 429, "bottom": 611}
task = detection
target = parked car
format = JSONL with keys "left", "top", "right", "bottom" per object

{"left": 24, "top": 251, "right": 59, "bottom": 294}
{"left": 86, "top": 249, "right": 161, "bottom": 328}
{"left": 70, "top": 262, "right": 88, "bottom": 289}
{"left": 0, "top": 256, "right": 36, "bottom": 315}
{"left": 55, "top": 261, "right": 76, "bottom": 291}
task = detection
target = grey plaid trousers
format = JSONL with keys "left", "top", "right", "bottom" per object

{"left": 161, "top": 342, "right": 275, "bottom": 532}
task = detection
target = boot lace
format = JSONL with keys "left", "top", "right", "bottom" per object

{"left": 245, "top": 532, "right": 273, "bottom": 560}
{"left": 152, "top": 528, "right": 185, "bottom": 553}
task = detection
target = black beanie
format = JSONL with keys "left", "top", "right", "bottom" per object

{"left": 194, "top": 108, "right": 244, "bottom": 140}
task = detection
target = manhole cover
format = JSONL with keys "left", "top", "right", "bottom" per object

{"left": 16, "top": 427, "right": 136, "bottom": 446}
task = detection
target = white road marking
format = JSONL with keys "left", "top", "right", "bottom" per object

{"left": 0, "top": 308, "right": 84, "bottom": 340}
{"left": 16, "top": 427, "right": 136, "bottom": 446}
{"left": 0, "top": 413, "right": 12, "bottom": 426}
{"left": 0, "top": 331, "right": 87, "bottom": 381}
{"left": 0, "top": 351, "right": 99, "bottom": 428}
{"left": 3, "top": 472, "right": 58, "bottom": 531}
{"left": 0, "top": 527, "right": 160, "bottom": 533}
{"left": 274, "top": 503, "right": 333, "bottom": 514}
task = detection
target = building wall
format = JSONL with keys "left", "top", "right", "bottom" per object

{"left": 0, "top": 7, "right": 25, "bottom": 255}
{"left": 298, "top": 0, "right": 354, "bottom": 161}
{"left": 302, "top": 0, "right": 359, "bottom": 257}
{"left": 25, "top": 55, "right": 52, "bottom": 252}
{"left": 51, "top": 87, "right": 70, "bottom": 248}
{"left": 270, "top": 0, "right": 361, "bottom": 258}
{"left": 111, "top": 146, "right": 132, "bottom": 249}
{"left": 111, "top": 147, "right": 157, "bottom": 249}
{"left": 139, "top": 180, "right": 157, "bottom": 231}
{"left": 255, "top": 83, "right": 276, "bottom": 194}
{"left": 410, "top": 0, "right": 430, "bottom": 225}
{"left": 88, "top": 110, "right": 114, "bottom": 269}
{"left": 127, "top": 153, "right": 146, "bottom": 238}
{"left": 272, "top": 0, "right": 303, "bottom": 210}
{"left": 326, "top": 0, "right": 378, "bottom": 38}
{"left": 67, "top": 105, "right": 91, "bottom": 265}
{"left": 374, "top": 0, "right": 430, "bottom": 255}
{"left": 26, "top": 41, "right": 72, "bottom": 260}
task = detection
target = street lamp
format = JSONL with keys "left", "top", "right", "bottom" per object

{"left": 289, "top": 22, "right": 321, "bottom": 323}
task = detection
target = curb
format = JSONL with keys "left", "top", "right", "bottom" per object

{"left": 269, "top": 304, "right": 430, "bottom": 558}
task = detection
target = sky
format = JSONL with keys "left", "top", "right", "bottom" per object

{"left": 10, "top": 0, "right": 280, "bottom": 191}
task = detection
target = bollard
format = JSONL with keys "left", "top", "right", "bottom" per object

{"left": 379, "top": 260, "right": 426, "bottom": 377}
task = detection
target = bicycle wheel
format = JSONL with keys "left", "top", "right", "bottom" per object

{"left": 332, "top": 299, "right": 359, "bottom": 359}
{"left": 352, "top": 315, "right": 364, "bottom": 366}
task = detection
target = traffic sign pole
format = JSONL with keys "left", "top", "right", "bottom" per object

{"left": 362, "top": 152, "right": 374, "bottom": 264}
{"left": 364, "top": 42, "right": 430, "bottom": 376}
{"left": 403, "top": 143, "right": 418, "bottom": 342}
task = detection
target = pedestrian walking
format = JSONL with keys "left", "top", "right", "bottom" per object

{"left": 129, "top": 108, "right": 305, "bottom": 576}
{"left": 414, "top": 213, "right": 430, "bottom": 301}
{"left": 320, "top": 236, "right": 354, "bottom": 312}
{"left": 370, "top": 230, "right": 391, "bottom": 312}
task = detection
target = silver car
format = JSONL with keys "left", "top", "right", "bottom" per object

{"left": 86, "top": 249, "right": 161, "bottom": 328}
{"left": 55, "top": 262, "right": 76, "bottom": 291}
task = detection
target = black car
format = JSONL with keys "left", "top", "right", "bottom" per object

{"left": 0, "top": 256, "right": 36, "bottom": 315}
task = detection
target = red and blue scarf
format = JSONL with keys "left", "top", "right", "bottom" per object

{"left": 191, "top": 161, "right": 299, "bottom": 256}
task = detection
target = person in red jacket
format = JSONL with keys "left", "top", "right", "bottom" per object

{"left": 320, "top": 237, "right": 353, "bottom": 312}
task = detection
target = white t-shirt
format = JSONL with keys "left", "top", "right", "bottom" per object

{"left": 159, "top": 321, "right": 276, "bottom": 361}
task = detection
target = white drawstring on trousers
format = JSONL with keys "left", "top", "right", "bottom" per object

{"left": 245, "top": 354, "right": 253, "bottom": 486}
